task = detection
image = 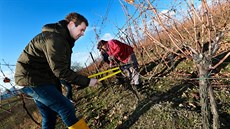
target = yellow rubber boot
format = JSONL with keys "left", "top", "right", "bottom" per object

{"left": 68, "top": 119, "right": 90, "bottom": 129}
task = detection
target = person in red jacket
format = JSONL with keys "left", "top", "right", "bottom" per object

{"left": 97, "top": 39, "right": 140, "bottom": 86}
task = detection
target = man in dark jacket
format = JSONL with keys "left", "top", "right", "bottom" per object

{"left": 15, "top": 12, "right": 97, "bottom": 129}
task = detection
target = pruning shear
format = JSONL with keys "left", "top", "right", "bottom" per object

{"left": 88, "top": 64, "right": 132, "bottom": 82}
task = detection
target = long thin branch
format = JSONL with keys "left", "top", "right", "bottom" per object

{"left": 146, "top": 0, "right": 188, "bottom": 57}
{"left": 210, "top": 51, "right": 230, "bottom": 69}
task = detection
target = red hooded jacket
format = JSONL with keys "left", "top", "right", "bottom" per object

{"left": 107, "top": 39, "right": 134, "bottom": 64}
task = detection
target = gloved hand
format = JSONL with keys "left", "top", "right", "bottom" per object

{"left": 89, "top": 78, "right": 98, "bottom": 86}
{"left": 109, "top": 63, "right": 113, "bottom": 68}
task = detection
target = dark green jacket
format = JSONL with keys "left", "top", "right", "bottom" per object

{"left": 15, "top": 20, "right": 90, "bottom": 87}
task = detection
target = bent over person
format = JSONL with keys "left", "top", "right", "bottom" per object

{"left": 97, "top": 39, "right": 140, "bottom": 86}
{"left": 15, "top": 12, "right": 98, "bottom": 129}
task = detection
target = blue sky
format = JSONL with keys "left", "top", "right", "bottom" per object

{"left": 0, "top": 0, "right": 134, "bottom": 90}
{"left": 0, "top": 0, "right": 129, "bottom": 66}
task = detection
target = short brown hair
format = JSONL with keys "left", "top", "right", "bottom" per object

{"left": 97, "top": 40, "right": 107, "bottom": 50}
{"left": 65, "top": 12, "right": 88, "bottom": 27}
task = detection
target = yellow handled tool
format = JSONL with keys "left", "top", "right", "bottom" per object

{"left": 88, "top": 64, "right": 132, "bottom": 82}
{"left": 88, "top": 66, "right": 121, "bottom": 82}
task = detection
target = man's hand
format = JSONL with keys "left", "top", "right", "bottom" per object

{"left": 89, "top": 78, "right": 98, "bottom": 86}
{"left": 109, "top": 63, "right": 113, "bottom": 68}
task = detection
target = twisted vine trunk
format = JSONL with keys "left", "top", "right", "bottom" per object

{"left": 198, "top": 61, "right": 211, "bottom": 129}
{"left": 197, "top": 54, "right": 220, "bottom": 129}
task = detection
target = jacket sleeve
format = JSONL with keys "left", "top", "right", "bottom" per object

{"left": 44, "top": 35, "right": 90, "bottom": 87}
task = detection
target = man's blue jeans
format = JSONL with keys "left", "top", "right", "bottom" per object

{"left": 20, "top": 84, "right": 78, "bottom": 129}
